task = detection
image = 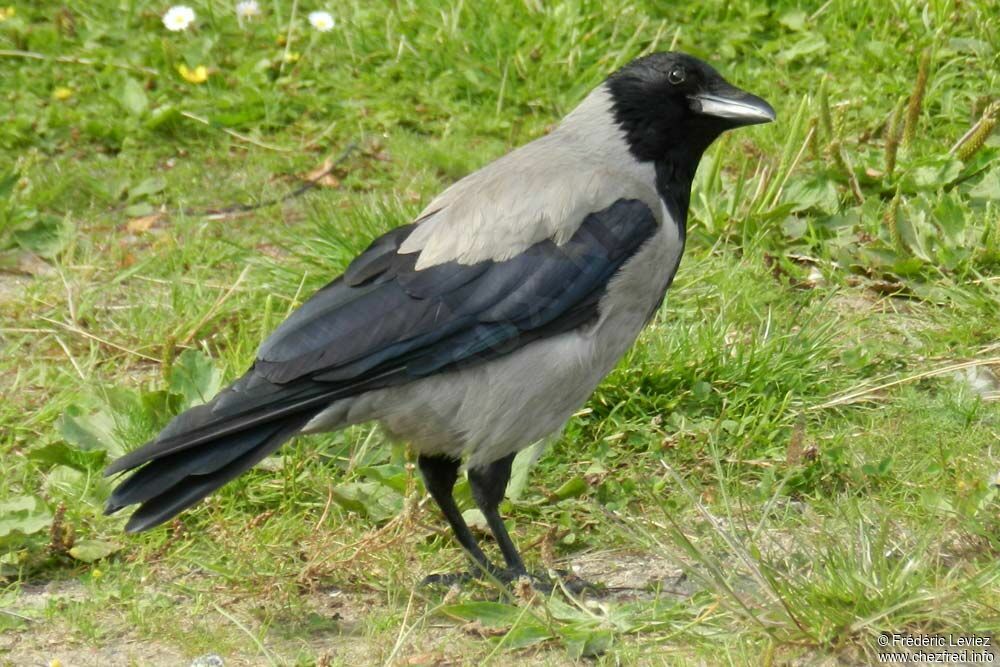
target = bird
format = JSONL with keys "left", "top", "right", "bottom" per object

{"left": 104, "top": 51, "right": 775, "bottom": 587}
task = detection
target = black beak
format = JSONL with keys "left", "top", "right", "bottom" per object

{"left": 690, "top": 85, "right": 776, "bottom": 127}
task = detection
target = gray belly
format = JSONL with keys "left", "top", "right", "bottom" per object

{"left": 375, "top": 321, "right": 634, "bottom": 467}
{"left": 302, "top": 222, "right": 683, "bottom": 468}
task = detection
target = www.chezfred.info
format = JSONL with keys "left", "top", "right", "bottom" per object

{"left": 877, "top": 633, "right": 995, "bottom": 664}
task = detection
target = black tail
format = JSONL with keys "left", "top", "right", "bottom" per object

{"left": 105, "top": 416, "right": 309, "bottom": 532}
{"left": 104, "top": 351, "right": 408, "bottom": 532}
{"left": 103, "top": 369, "right": 338, "bottom": 532}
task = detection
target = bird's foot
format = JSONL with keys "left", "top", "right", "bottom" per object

{"left": 420, "top": 571, "right": 477, "bottom": 588}
{"left": 521, "top": 569, "right": 599, "bottom": 595}
{"left": 421, "top": 567, "right": 598, "bottom": 595}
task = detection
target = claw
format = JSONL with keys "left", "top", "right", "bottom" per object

{"left": 421, "top": 571, "right": 477, "bottom": 588}
{"left": 421, "top": 567, "right": 599, "bottom": 594}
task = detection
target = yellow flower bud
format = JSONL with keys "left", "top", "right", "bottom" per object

{"left": 178, "top": 64, "right": 209, "bottom": 84}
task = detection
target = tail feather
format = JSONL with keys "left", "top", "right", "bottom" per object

{"left": 105, "top": 420, "right": 290, "bottom": 513}
{"left": 103, "top": 379, "right": 328, "bottom": 476}
{"left": 104, "top": 361, "right": 404, "bottom": 532}
{"left": 114, "top": 417, "right": 308, "bottom": 533}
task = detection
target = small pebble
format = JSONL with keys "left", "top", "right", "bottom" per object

{"left": 190, "top": 655, "right": 224, "bottom": 667}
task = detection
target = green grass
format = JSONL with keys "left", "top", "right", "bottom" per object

{"left": 2, "top": 0, "right": 1000, "bottom": 664}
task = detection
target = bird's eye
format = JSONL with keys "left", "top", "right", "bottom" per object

{"left": 667, "top": 67, "right": 686, "bottom": 85}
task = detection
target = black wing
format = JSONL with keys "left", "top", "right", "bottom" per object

{"left": 105, "top": 198, "right": 658, "bottom": 530}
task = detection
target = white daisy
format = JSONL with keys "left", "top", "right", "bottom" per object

{"left": 162, "top": 5, "right": 196, "bottom": 31}
{"left": 308, "top": 10, "right": 335, "bottom": 32}
{"left": 235, "top": 0, "right": 260, "bottom": 19}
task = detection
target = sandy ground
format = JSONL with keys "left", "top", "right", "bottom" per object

{"left": 1, "top": 550, "right": 696, "bottom": 667}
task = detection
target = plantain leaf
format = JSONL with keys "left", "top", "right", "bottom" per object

{"left": 69, "top": 539, "right": 122, "bottom": 562}
{"left": 169, "top": 349, "right": 223, "bottom": 409}
{"left": 0, "top": 496, "right": 52, "bottom": 547}
{"left": 120, "top": 77, "right": 148, "bottom": 116}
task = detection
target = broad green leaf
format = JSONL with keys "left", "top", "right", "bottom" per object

{"left": 865, "top": 40, "right": 891, "bottom": 60}
{"left": 356, "top": 464, "right": 408, "bottom": 493}
{"left": 758, "top": 201, "right": 798, "bottom": 222}
{"left": 902, "top": 157, "right": 963, "bottom": 191}
{"left": 894, "top": 213, "right": 919, "bottom": 256}
{"left": 507, "top": 441, "right": 545, "bottom": 501}
{"left": 102, "top": 386, "right": 171, "bottom": 450}
{"left": 328, "top": 484, "right": 370, "bottom": 515}
{"left": 0, "top": 170, "right": 18, "bottom": 199}
{"left": 140, "top": 389, "right": 180, "bottom": 424}
{"left": 969, "top": 169, "right": 1000, "bottom": 201}
{"left": 502, "top": 623, "right": 553, "bottom": 649}
{"left": 460, "top": 508, "right": 488, "bottom": 531}
{"left": 331, "top": 481, "right": 402, "bottom": 521}
{"left": 0, "top": 607, "right": 30, "bottom": 631}
{"left": 69, "top": 539, "right": 122, "bottom": 563}
{"left": 947, "top": 37, "right": 993, "bottom": 56}
{"left": 933, "top": 193, "right": 966, "bottom": 241}
{"left": 857, "top": 246, "right": 904, "bottom": 269}
{"left": 29, "top": 442, "right": 107, "bottom": 472}
{"left": 44, "top": 464, "right": 112, "bottom": 505}
{"left": 11, "top": 215, "right": 73, "bottom": 257}
{"left": 128, "top": 176, "right": 167, "bottom": 201}
{"left": 59, "top": 404, "right": 122, "bottom": 455}
{"left": 550, "top": 476, "right": 587, "bottom": 501}
{"left": 890, "top": 257, "right": 926, "bottom": 276}
{"left": 145, "top": 105, "right": 182, "bottom": 132}
{"left": 935, "top": 244, "right": 970, "bottom": 271}
{"left": 546, "top": 597, "right": 594, "bottom": 623}
{"left": 212, "top": 106, "right": 267, "bottom": 128}
{"left": 120, "top": 77, "right": 148, "bottom": 116}
{"left": 782, "top": 175, "right": 839, "bottom": 214}
{"left": 778, "top": 10, "right": 807, "bottom": 31}
{"left": 813, "top": 209, "right": 861, "bottom": 234}
{"left": 440, "top": 601, "right": 522, "bottom": 626}
{"left": 124, "top": 202, "right": 154, "bottom": 217}
{"left": 781, "top": 216, "right": 807, "bottom": 238}
{"left": 776, "top": 34, "right": 827, "bottom": 64}
{"left": 562, "top": 626, "right": 613, "bottom": 660}
{"left": 169, "top": 349, "right": 223, "bottom": 409}
{"left": 0, "top": 496, "right": 52, "bottom": 546}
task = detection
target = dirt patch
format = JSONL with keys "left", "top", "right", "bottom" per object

{"left": 1, "top": 581, "right": 186, "bottom": 667}
{"left": 0, "top": 272, "right": 32, "bottom": 306}
{"left": 566, "top": 550, "right": 695, "bottom": 599}
{"left": 1, "top": 552, "right": 709, "bottom": 666}
{"left": 1, "top": 640, "right": 190, "bottom": 667}
{"left": 2, "top": 579, "right": 521, "bottom": 666}
{"left": 829, "top": 291, "right": 884, "bottom": 315}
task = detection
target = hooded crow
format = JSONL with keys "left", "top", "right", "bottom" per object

{"left": 105, "top": 51, "right": 774, "bottom": 585}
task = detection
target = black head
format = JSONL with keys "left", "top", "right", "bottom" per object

{"left": 607, "top": 52, "right": 775, "bottom": 165}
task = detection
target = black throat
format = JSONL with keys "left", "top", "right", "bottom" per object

{"left": 605, "top": 86, "right": 721, "bottom": 243}
{"left": 653, "top": 159, "right": 696, "bottom": 242}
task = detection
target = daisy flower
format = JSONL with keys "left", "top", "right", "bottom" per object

{"left": 308, "top": 10, "right": 334, "bottom": 32}
{"left": 162, "top": 5, "right": 195, "bottom": 31}
{"left": 235, "top": 0, "right": 260, "bottom": 20}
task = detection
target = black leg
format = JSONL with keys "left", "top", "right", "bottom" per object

{"left": 418, "top": 454, "right": 494, "bottom": 575}
{"left": 469, "top": 453, "right": 599, "bottom": 595}
{"left": 468, "top": 453, "right": 526, "bottom": 575}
